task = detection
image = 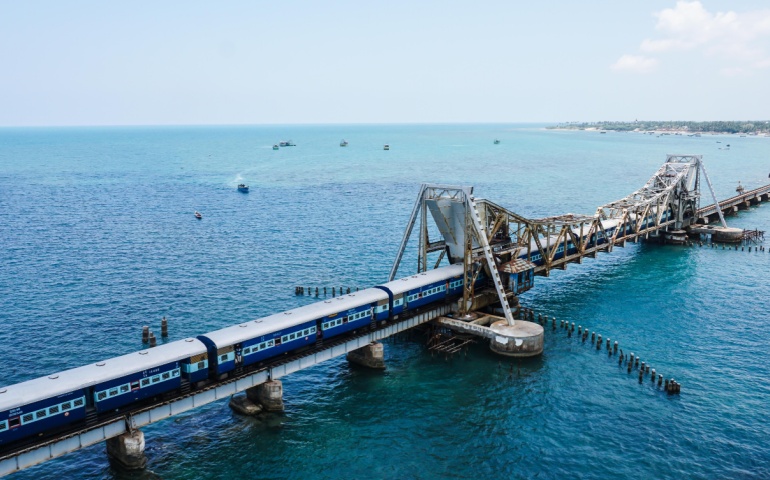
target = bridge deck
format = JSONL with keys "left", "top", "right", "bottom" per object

{"left": 0, "top": 303, "right": 454, "bottom": 476}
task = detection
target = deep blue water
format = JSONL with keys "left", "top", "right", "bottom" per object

{"left": 1, "top": 124, "right": 769, "bottom": 479}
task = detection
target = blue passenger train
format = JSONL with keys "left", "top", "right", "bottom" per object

{"left": 0, "top": 264, "right": 473, "bottom": 449}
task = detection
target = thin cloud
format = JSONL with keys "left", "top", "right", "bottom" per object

{"left": 615, "top": 1, "right": 770, "bottom": 75}
{"left": 611, "top": 54, "right": 659, "bottom": 73}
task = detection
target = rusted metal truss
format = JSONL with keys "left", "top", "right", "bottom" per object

{"left": 388, "top": 155, "right": 720, "bottom": 320}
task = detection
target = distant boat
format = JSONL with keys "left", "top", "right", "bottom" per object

{"left": 493, "top": 139, "right": 500, "bottom": 144}
{"left": 273, "top": 144, "right": 279, "bottom": 150}
{"left": 194, "top": 211, "right": 202, "bottom": 219}
{"left": 237, "top": 184, "right": 249, "bottom": 193}
{"left": 279, "top": 140, "right": 296, "bottom": 147}
{"left": 340, "top": 139, "right": 348, "bottom": 147}
{"left": 600, "top": 131, "right": 607, "bottom": 134}
{"left": 383, "top": 144, "right": 390, "bottom": 150}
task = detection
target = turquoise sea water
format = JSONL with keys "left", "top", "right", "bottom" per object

{"left": 1, "top": 124, "right": 769, "bottom": 479}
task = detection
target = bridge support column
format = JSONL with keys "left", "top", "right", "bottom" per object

{"left": 229, "top": 394, "right": 263, "bottom": 416}
{"left": 489, "top": 320, "right": 544, "bottom": 357}
{"left": 246, "top": 380, "right": 284, "bottom": 412}
{"left": 106, "top": 430, "right": 146, "bottom": 470}
{"left": 346, "top": 341, "right": 386, "bottom": 369}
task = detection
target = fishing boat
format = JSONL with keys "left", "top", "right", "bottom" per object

{"left": 493, "top": 139, "right": 500, "bottom": 144}
{"left": 272, "top": 144, "right": 279, "bottom": 150}
{"left": 279, "top": 140, "right": 296, "bottom": 147}
{"left": 194, "top": 211, "right": 202, "bottom": 219}
{"left": 340, "top": 139, "right": 348, "bottom": 147}
{"left": 383, "top": 144, "right": 390, "bottom": 150}
{"left": 237, "top": 184, "right": 249, "bottom": 193}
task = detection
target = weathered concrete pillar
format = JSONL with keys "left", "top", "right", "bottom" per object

{"left": 247, "top": 380, "right": 284, "bottom": 412}
{"left": 229, "top": 394, "right": 263, "bottom": 416}
{"left": 489, "top": 320, "right": 544, "bottom": 357}
{"left": 106, "top": 430, "right": 146, "bottom": 470}
{"left": 346, "top": 341, "right": 386, "bottom": 369}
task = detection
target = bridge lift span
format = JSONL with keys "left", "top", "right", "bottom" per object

{"left": 389, "top": 154, "right": 729, "bottom": 327}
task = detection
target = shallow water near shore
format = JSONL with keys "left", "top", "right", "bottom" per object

{"left": 1, "top": 124, "right": 769, "bottom": 479}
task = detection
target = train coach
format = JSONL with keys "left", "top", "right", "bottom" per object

{"left": 375, "top": 263, "right": 466, "bottom": 316}
{"left": 0, "top": 338, "right": 208, "bottom": 447}
{"left": 196, "top": 287, "right": 390, "bottom": 378}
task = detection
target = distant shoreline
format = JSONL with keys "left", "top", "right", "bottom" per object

{"left": 548, "top": 121, "right": 770, "bottom": 136}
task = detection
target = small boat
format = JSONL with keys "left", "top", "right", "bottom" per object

{"left": 383, "top": 144, "right": 390, "bottom": 150}
{"left": 340, "top": 139, "right": 348, "bottom": 147}
{"left": 279, "top": 140, "right": 296, "bottom": 147}
{"left": 194, "top": 211, "right": 202, "bottom": 219}
{"left": 272, "top": 144, "right": 279, "bottom": 150}
{"left": 493, "top": 139, "right": 500, "bottom": 144}
{"left": 600, "top": 131, "right": 607, "bottom": 134}
{"left": 237, "top": 184, "right": 249, "bottom": 193}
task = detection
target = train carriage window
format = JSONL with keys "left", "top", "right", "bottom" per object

{"left": 243, "top": 347, "right": 251, "bottom": 354}
{"left": 120, "top": 385, "right": 129, "bottom": 393}
{"left": 162, "top": 372, "right": 170, "bottom": 380}
{"left": 220, "top": 354, "right": 228, "bottom": 362}
{"left": 98, "top": 392, "right": 107, "bottom": 401}
{"left": 62, "top": 402, "right": 72, "bottom": 411}
{"left": 173, "top": 369, "right": 180, "bottom": 377}
{"left": 310, "top": 326, "right": 317, "bottom": 333}
{"left": 49, "top": 406, "right": 60, "bottom": 415}
{"left": 22, "top": 414, "right": 33, "bottom": 424}
{"left": 109, "top": 389, "right": 118, "bottom": 397}
{"left": 10, "top": 418, "right": 21, "bottom": 428}
{"left": 274, "top": 337, "right": 282, "bottom": 346}
{"left": 141, "top": 379, "right": 150, "bottom": 387}
{"left": 0, "top": 421, "right": 7, "bottom": 432}
{"left": 152, "top": 375, "right": 160, "bottom": 384}
{"left": 131, "top": 381, "right": 140, "bottom": 391}
{"left": 73, "top": 399, "right": 84, "bottom": 407}
{"left": 36, "top": 410, "right": 46, "bottom": 419}
{"left": 197, "top": 361, "right": 205, "bottom": 369}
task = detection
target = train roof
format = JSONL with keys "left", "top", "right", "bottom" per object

{"left": 378, "top": 264, "right": 465, "bottom": 296}
{"left": 199, "top": 287, "right": 389, "bottom": 348}
{"left": 0, "top": 338, "right": 207, "bottom": 412}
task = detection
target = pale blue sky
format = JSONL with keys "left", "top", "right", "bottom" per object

{"left": 2, "top": 1, "right": 769, "bottom": 126}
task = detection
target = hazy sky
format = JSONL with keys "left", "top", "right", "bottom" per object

{"left": 2, "top": 1, "right": 769, "bottom": 126}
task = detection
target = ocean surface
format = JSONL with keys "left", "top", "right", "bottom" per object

{"left": 1, "top": 124, "right": 769, "bottom": 479}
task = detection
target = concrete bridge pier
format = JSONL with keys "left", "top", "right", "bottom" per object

{"left": 249, "top": 380, "right": 285, "bottom": 412}
{"left": 489, "top": 320, "right": 544, "bottom": 357}
{"left": 346, "top": 341, "right": 386, "bottom": 369}
{"left": 231, "top": 379, "right": 285, "bottom": 415}
{"left": 106, "top": 430, "right": 146, "bottom": 470}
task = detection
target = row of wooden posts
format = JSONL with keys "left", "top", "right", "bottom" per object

{"left": 294, "top": 286, "right": 359, "bottom": 296}
{"left": 141, "top": 316, "right": 169, "bottom": 347}
{"left": 518, "top": 307, "right": 681, "bottom": 394}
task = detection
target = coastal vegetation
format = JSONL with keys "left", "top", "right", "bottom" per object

{"left": 549, "top": 120, "right": 770, "bottom": 134}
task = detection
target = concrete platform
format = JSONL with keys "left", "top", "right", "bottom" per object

{"left": 689, "top": 225, "right": 744, "bottom": 243}
{"left": 489, "top": 320, "right": 544, "bottom": 357}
